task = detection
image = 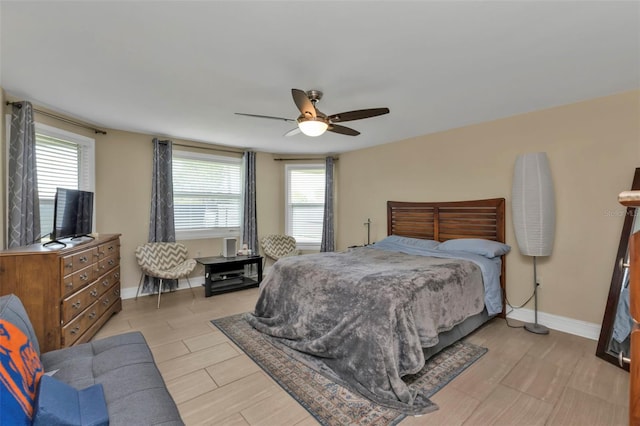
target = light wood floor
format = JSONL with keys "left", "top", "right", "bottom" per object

{"left": 94, "top": 288, "right": 630, "bottom": 426}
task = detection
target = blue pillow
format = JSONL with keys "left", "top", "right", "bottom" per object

{"left": 33, "top": 375, "right": 109, "bottom": 426}
{"left": 377, "top": 235, "right": 441, "bottom": 250}
{"left": 0, "top": 319, "right": 44, "bottom": 426}
{"left": 437, "top": 238, "right": 511, "bottom": 258}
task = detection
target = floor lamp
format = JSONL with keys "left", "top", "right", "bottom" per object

{"left": 511, "top": 152, "right": 555, "bottom": 335}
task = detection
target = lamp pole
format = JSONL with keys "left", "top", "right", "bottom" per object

{"left": 364, "top": 218, "right": 371, "bottom": 245}
{"left": 524, "top": 256, "right": 550, "bottom": 334}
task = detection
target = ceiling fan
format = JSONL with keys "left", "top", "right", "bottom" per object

{"left": 235, "top": 89, "right": 390, "bottom": 137}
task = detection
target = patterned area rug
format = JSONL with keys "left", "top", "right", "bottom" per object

{"left": 211, "top": 313, "right": 487, "bottom": 426}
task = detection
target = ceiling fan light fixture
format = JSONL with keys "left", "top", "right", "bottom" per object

{"left": 297, "top": 117, "right": 328, "bottom": 137}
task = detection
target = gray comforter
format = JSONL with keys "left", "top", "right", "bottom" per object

{"left": 246, "top": 247, "right": 484, "bottom": 413}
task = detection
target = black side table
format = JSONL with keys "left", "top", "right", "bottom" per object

{"left": 195, "top": 255, "right": 263, "bottom": 297}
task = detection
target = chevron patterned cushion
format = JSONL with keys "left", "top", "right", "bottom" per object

{"left": 260, "top": 235, "right": 299, "bottom": 260}
{"left": 135, "top": 243, "right": 196, "bottom": 279}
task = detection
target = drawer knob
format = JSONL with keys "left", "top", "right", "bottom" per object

{"left": 80, "top": 273, "right": 88, "bottom": 281}
{"left": 72, "top": 301, "right": 81, "bottom": 309}
{"left": 88, "top": 311, "right": 97, "bottom": 319}
{"left": 65, "top": 262, "right": 73, "bottom": 269}
{"left": 108, "top": 259, "right": 114, "bottom": 266}
{"left": 102, "top": 279, "right": 109, "bottom": 287}
{"left": 79, "top": 256, "right": 88, "bottom": 263}
{"left": 65, "top": 282, "right": 73, "bottom": 288}
{"left": 70, "top": 326, "right": 81, "bottom": 335}
{"left": 90, "top": 289, "right": 98, "bottom": 297}
{"left": 102, "top": 298, "right": 110, "bottom": 306}
{"left": 114, "top": 273, "right": 120, "bottom": 279}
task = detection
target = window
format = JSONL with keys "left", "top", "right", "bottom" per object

{"left": 172, "top": 150, "right": 242, "bottom": 240}
{"left": 285, "top": 164, "right": 326, "bottom": 249}
{"left": 34, "top": 123, "right": 95, "bottom": 239}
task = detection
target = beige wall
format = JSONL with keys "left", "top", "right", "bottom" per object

{"left": 0, "top": 99, "right": 284, "bottom": 293}
{"left": 95, "top": 131, "right": 283, "bottom": 291}
{"left": 2, "top": 90, "right": 638, "bottom": 325}
{"left": 337, "top": 90, "right": 640, "bottom": 324}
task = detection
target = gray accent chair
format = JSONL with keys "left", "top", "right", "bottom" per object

{"left": 0, "top": 293, "right": 184, "bottom": 426}
{"left": 135, "top": 242, "right": 197, "bottom": 309}
{"left": 260, "top": 234, "right": 300, "bottom": 264}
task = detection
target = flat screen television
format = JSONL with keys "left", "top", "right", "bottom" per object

{"left": 48, "top": 187, "right": 94, "bottom": 245}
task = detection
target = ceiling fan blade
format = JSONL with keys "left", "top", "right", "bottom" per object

{"left": 291, "top": 89, "right": 316, "bottom": 118}
{"left": 328, "top": 124, "right": 360, "bottom": 136}
{"left": 284, "top": 127, "right": 301, "bottom": 137}
{"left": 235, "top": 112, "right": 295, "bottom": 122}
{"left": 328, "top": 107, "right": 390, "bottom": 123}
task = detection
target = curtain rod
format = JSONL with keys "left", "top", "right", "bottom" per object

{"left": 164, "top": 141, "right": 244, "bottom": 155}
{"left": 274, "top": 157, "right": 338, "bottom": 161}
{"left": 6, "top": 101, "right": 107, "bottom": 135}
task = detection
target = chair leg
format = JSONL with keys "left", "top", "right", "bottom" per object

{"left": 135, "top": 273, "right": 145, "bottom": 300}
{"left": 185, "top": 277, "right": 195, "bottom": 299}
{"left": 157, "top": 279, "right": 163, "bottom": 309}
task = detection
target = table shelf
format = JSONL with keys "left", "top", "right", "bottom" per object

{"left": 195, "top": 255, "right": 263, "bottom": 297}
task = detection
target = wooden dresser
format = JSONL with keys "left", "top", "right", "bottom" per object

{"left": 0, "top": 234, "right": 121, "bottom": 353}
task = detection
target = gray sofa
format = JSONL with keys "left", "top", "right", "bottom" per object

{"left": 0, "top": 293, "right": 184, "bottom": 426}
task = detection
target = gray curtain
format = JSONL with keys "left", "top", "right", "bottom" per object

{"left": 143, "top": 138, "right": 177, "bottom": 293}
{"left": 241, "top": 151, "right": 258, "bottom": 255}
{"left": 320, "top": 157, "right": 335, "bottom": 252}
{"left": 8, "top": 102, "right": 41, "bottom": 248}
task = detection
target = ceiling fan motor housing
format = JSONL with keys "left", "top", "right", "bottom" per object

{"left": 306, "top": 90, "right": 323, "bottom": 102}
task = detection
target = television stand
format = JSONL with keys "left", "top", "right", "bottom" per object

{"left": 71, "top": 234, "right": 95, "bottom": 241}
{"left": 195, "top": 255, "right": 263, "bottom": 297}
{"left": 42, "top": 239, "right": 67, "bottom": 248}
{"left": 42, "top": 235, "right": 95, "bottom": 249}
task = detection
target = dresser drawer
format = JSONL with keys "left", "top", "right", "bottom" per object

{"left": 61, "top": 264, "right": 96, "bottom": 297}
{"left": 61, "top": 282, "right": 101, "bottom": 324}
{"left": 98, "top": 241, "right": 119, "bottom": 260}
{"left": 96, "top": 267, "right": 121, "bottom": 296}
{"left": 61, "top": 247, "right": 98, "bottom": 276}
{"left": 62, "top": 301, "right": 100, "bottom": 346}
{"left": 97, "top": 285, "right": 120, "bottom": 317}
{"left": 97, "top": 254, "right": 119, "bottom": 276}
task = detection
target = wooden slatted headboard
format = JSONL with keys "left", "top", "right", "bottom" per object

{"left": 387, "top": 198, "right": 507, "bottom": 317}
{"left": 387, "top": 198, "right": 505, "bottom": 243}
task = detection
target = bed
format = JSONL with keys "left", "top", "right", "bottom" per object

{"left": 246, "top": 198, "right": 508, "bottom": 414}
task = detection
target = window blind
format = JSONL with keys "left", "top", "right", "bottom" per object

{"left": 172, "top": 152, "right": 242, "bottom": 233}
{"left": 33, "top": 126, "right": 95, "bottom": 239}
{"left": 287, "top": 166, "right": 325, "bottom": 244}
{"left": 35, "top": 134, "right": 79, "bottom": 198}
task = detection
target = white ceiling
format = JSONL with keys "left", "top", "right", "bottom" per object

{"left": 1, "top": 1, "right": 639, "bottom": 154}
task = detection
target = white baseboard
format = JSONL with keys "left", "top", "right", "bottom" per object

{"left": 121, "top": 279, "right": 601, "bottom": 341}
{"left": 121, "top": 275, "right": 205, "bottom": 300}
{"left": 506, "top": 308, "right": 601, "bottom": 341}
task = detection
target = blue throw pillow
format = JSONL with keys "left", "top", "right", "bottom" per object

{"left": 0, "top": 319, "right": 44, "bottom": 426}
{"left": 377, "top": 235, "right": 441, "bottom": 250}
{"left": 33, "top": 375, "right": 109, "bottom": 426}
{"left": 437, "top": 238, "right": 511, "bottom": 258}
